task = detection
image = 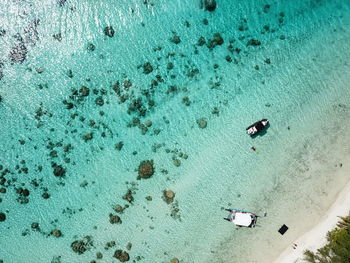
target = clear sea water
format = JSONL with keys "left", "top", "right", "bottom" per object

{"left": 1, "top": 0, "right": 350, "bottom": 262}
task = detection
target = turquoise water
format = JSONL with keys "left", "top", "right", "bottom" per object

{"left": 1, "top": 0, "right": 350, "bottom": 262}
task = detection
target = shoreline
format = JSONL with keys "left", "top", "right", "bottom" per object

{"left": 273, "top": 171, "right": 350, "bottom": 263}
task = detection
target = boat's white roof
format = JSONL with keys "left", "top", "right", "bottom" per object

{"left": 233, "top": 212, "right": 252, "bottom": 227}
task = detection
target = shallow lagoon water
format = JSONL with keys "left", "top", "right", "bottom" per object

{"left": 1, "top": 0, "right": 350, "bottom": 262}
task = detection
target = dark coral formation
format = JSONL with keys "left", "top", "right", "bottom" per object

{"left": 9, "top": 43, "right": 27, "bottom": 63}
{"left": 207, "top": 33, "right": 224, "bottom": 49}
{"left": 142, "top": 62, "right": 153, "bottom": 74}
{"left": 163, "top": 190, "right": 175, "bottom": 204}
{"left": 169, "top": 32, "right": 181, "bottom": 44}
{"left": 197, "top": 118, "right": 207, "bottom": 128}
{"left": 51, "top": 229, "right": 62, "bottom": 237}
{"left": 137, "top": 160, "right": 154, "bottom": 179}
{"left": 201, "top": 0, "right": 217, "bottom": 11}
{"left": 114, "top": 204, "right": 124, "bottom": 213}
{"left": 123, "top": 189, "right": 134, "bottom": 203}
{"left": 115, "top": 141, "right": 124, "bottom": 151}
{"left": 247, "top": 39, "right": 261, "bottom": 46}
{"left": 0, "top": 212, "right": 6, "bottom": 222}
{"left": 71, "top": 236, "right": 93, "bottom": 254}
{"left": 113, "top": 250, "right": 130, "bottom": 262}
{"left": 52, "top": 163, "right": 66, "bottom": 177}
{"left": 104, "top": 26, "right": 115, "bottom": 37}
{"left": 109, "top": 214, "right": 122, "bottom": 224}
{"left": 87, "top": 43, "right": 96, "bottom": 52}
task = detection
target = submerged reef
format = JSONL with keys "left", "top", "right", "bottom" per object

{"left": 104, "top": 26, "right": 115, "bottom": 37}
{"left": 0, "top": 212, "right": 6, "bottom": 222}
{"left": 71, "top": 236, "right": 93, "bottom": 254}
{"left": 113, "top": 250, "right": 130, "bottom": 262}
{"left": 137, "top": 160, "right": 155, "bottom": 179}
{"left": 201, "top": 0, "right": 217, "bottom": 11}
{"left": 163, "top": 190, "right": 175, "bottom": 204}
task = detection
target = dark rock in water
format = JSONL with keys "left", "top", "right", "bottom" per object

{"left": 79, "top": 86, "right": 90, "bottom": 96}
{"left": 167, "top": 62, "right": 174, "bottom": 70}
{"left": 112, "top": 81, "right": 120, "bottom": 94}
{"left": 53, "top": 33, "right": 62, "bottom": 41}
{"left": 105, "top": 241, "right": 116, "bottom": 249}
{"left": 42, "top": 192, "right": 50, "bottom": 199}
{"left": 171, "top": 258, "right": 180, "bottom": 263}
{"left": 51, "top": 229, "right": 62, "bottom": 237}
{"left": 52, "top": 163, "right": 66, "bottom": 177}
{"left": 207, "top": 33, "right": 224, "bottom": 49}
{"left": 109, "top": 214, "right": 122, "bottom": 224}
{"left": 96, "top": 252, "right": 103, "bottom": 259}
{"left": 65, "top": 102, "right": 74, "bottom": 109}
{"left": 95, "top": 96, "right": 104, "bottom": 106}
{"left": 197, "top": 36, "right": 206, "bottom": 46}
{"left": 264, "top": 58, "right": 271, "bottom": 64}
{"left": 9, "top": 43, "right": 27, "bottom": 63}
{"left": 23, "top": 19, "right": 40, "bottom": 46}
{"left": 201, "top": 0, "right": 217, "bottom": 11}
{"left": 212, "top": 33, "right": 223, "bottom": 45}
{"left": 58, "top": 0, "right": 67, "bottom": 6}
{"left": 51, "top": 256, "right": 62, "bottom": 263}
{"left": 197, "top": 118, "right": 207, "bottom": 128}
{"left": 126, "top": 242, "right": 132, "bottom": 250}
{"left": 212, "top": 107, "right": 219, "bottom": 115}
{"left": 263, "top": 4, "right": 271, "bottom": 13}
{"left": 36, "top": 67, "right": 44, "bottom": 73}
{"left": 246, "top": 39, "right": 261, "bottom": 46}
{"left": 145, "top": 120, "right": 152, "bottom": 127}
{"left": 87, "top": 42, "right": 95, "bottom": 52}
{"left": 104, "top": 26, "right": 115, "bottom": 37}
{"left": 22, "top": 188, "right": 30, "bottom": 197}
{"left": 115, "top": 141, "right": 124, "bottom": 151}
{"left": 123, "top": 190, "right": 134, "bottom": 203}
{"left": 71, "top": 236, "right": 93, "bottom": 254}
{"left": 0, "top": 29, "right": 6, "bottom": 36}
{"left": 0, "top": 212, "right": 6, "bottom": 222}
{"left": 169, "top": 33, "right": 181, "bottom": 44}
{"left": 163, "top": 190, "right": 175, "bottom": 204}
{"left": 31, "top": 222, "right": 40, "bottom": 231}
{"left": 83, "top": 133, "right": 93, "bottom": 142}
{"left": 138, "top": 160, "right": 154, "bottom": 179}
{"left": 114, "top": 204, "right": 124, "bottom": 213}
{"left": 67, "top": 69, "right": 73, "bottom": 78}
{"left": 143, "top": 62, "right": 153, "bottom": 74}
{"left": 123, "top": 80, "right": 132, "bottom": 89}
{"left": 173, "top": 159, "right": 181, "bottom": 167}
{"left": 113, "top": 250, "right": 130, "bottom": 262}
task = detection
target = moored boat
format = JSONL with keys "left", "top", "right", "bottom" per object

{"left": 246, "top": 119, "right": 269, "bottom": 136}
{"left": 224, "top": 208, "right": 258, "bottom": 228}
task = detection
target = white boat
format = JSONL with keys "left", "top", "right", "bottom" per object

{"left": 224, "top": 209, "right": 258, "bottom": 228}
{"left": 246, "top": 119, "right": 269, "bottom": 136}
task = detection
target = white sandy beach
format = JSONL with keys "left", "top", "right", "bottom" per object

{"left": 274, "top": 165, "right": 350, "bottom": 263}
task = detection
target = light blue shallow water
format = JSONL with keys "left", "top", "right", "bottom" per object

{"left": 1, "top": 0, "right": 350, "bottom": 262}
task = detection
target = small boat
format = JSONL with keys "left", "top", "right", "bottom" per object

{"left": 246, "top": 119, "right": 269, "bottom": 136}
{"left": 224, "top": 208, "right": 258, "bottom": 228}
